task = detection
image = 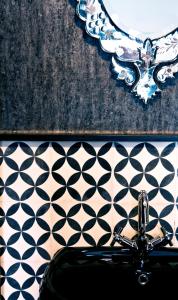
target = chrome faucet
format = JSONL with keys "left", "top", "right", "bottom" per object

{"left": 111, "top": 190, "right": 173, "bottom": 252}
{"left": 111, "top": 190, "right": 173, "bottom": 285}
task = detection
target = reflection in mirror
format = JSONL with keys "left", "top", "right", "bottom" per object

{"left": 76, "top": 0, "right": 178, "bottom": 103}
{"left": 103, "top": 0, "right": 178, "bottom": 40}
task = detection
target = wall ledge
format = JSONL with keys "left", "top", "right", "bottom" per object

{"left": 0, "top": 130, "right": 178, "bottom": 141}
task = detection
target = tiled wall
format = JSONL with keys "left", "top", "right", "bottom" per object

{"left": 0, "top": 140, "right": 178, "bottom": 299}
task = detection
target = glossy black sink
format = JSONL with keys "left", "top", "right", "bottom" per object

{"left": 39, "top": 246, "right": 178, "bottom": 300}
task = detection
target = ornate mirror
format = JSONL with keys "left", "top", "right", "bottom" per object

{"left": 76, "top": 0, "right": 178, "bottom": 103}
{"left": 103, "top": 0, "right": 178, "bottom": 40}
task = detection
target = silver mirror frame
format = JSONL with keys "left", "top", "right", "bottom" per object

{"left": 76, "top": 0, "right": 178, "bottom": 103}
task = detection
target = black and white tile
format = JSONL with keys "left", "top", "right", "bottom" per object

{"left": 0, "top": 141, "right": 178, "bottom": 299}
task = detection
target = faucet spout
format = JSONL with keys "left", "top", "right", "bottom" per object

{"left": 138, "top": 190, "right": 149, "bottom": 236}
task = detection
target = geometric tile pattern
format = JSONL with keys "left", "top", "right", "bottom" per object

{"left": 0, "top": 141, "right": 178, "bottom": 299}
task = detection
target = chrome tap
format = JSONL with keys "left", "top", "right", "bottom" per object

{"left": 111, "top": 190, "right": 173, "bottom": 252}
{"left": 110, "top": 190, "right": 173, "bottom": 286}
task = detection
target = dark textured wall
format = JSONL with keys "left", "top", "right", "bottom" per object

{"left": 1, "top": 0, "right": 178, "bottom": 132}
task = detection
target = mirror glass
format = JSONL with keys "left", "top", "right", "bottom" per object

{"left": 102, "top": 0, "right": 178, "bottom": 40}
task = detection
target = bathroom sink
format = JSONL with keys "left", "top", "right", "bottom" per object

{"left": 39, "top": 246, "right": 178, "bottom": 300}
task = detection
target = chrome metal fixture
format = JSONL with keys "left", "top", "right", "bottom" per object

{"left": 111, "top": 190, "right": 172, "bottom": 252}
{"left": 110, "top": 190, "right": 173, "bottom": 285}
{"left": 76, "top": 0, "right": 178, "bottom": 103}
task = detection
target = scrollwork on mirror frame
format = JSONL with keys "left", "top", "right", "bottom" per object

{"left": 76, "top": 0, "right": 178, "bottom": 103}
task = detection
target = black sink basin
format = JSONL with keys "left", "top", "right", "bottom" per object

{"left": 39, "top": 246, "right": 178, "bottom": 299}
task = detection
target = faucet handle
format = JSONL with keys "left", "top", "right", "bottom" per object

{"left": 160, "top": 227, "right": 173, "bottom": 246}
{"left": 148, "top": 236, "right": 165, "bottom": 251}
{"left": 148, "top": 227, "right": 173, "bottom": 250}
{"left": 110, "top": 228, "right": 138, "bottom": 250}
{"left": 110, "top": 228, "right": 123, "bottom": 247}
